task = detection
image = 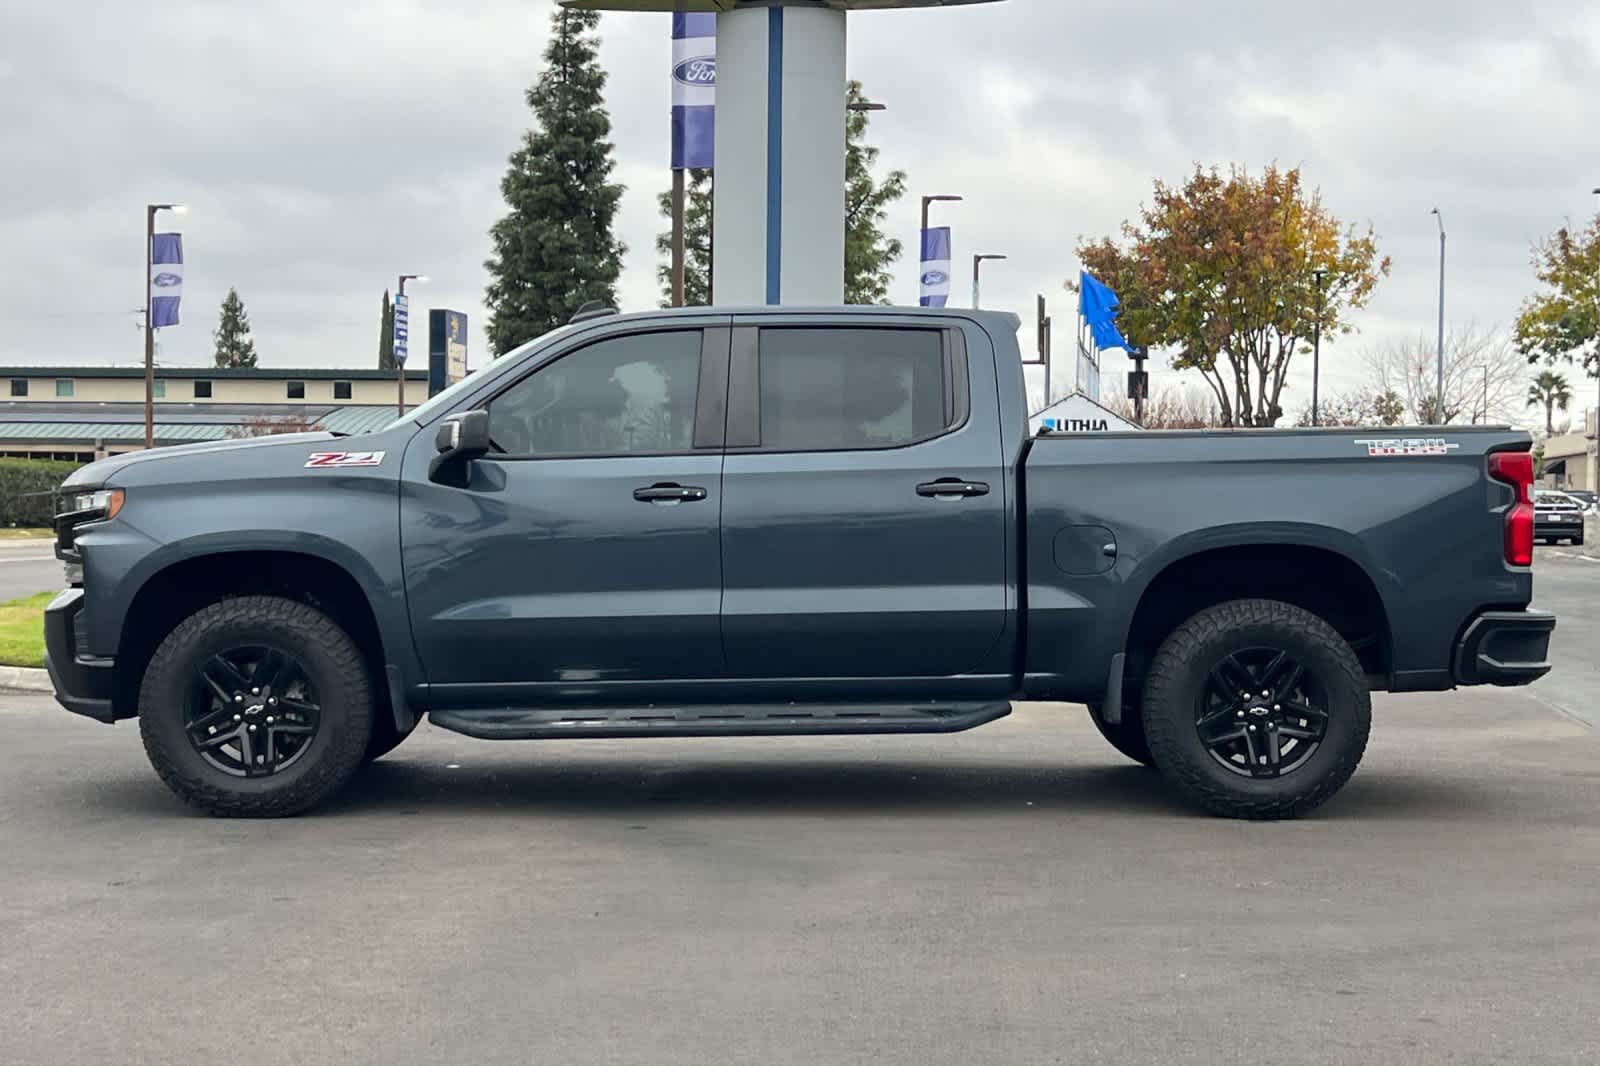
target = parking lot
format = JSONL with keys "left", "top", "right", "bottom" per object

{"left": 1, "top": 551, "right": 1596, "bottom": 1065}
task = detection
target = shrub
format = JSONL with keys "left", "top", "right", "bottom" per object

{"left": 0, "top": 458, "right": 80, "bottom": 528}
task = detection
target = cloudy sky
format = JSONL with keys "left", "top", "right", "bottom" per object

{"left": 4, "top": 0, "right": 1598, "bottom": 421}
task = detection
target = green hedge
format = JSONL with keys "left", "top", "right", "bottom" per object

{"left": 0, "top": 458, "right": 79, "bottom": 528}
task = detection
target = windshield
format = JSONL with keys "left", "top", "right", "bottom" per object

{"left": 382, "top": 321, "right": 588, "bottom": 430}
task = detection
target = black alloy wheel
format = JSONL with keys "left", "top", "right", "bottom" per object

{"left": 184, "top": 646, "right": 322, "bottom": 777}
{"left": 1194, "top": 648, "right": 1327, "bottom": 779}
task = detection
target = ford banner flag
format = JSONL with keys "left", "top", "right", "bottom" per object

{"left": 671, "top": 12, "right": 716, "bottom": 170}
{"left": 919, "top": 227, "right": 952, "bottom": 308}
{"left": 150, "top": 233, "right": 183, "bottom": 327}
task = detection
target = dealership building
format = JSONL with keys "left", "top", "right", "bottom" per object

{"left": 0, "top": 366, "right": 428, "bottom": 462}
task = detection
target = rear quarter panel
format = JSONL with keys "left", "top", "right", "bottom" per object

{"left": 1022, "top": 428, "right": 1532, "bottom": 698}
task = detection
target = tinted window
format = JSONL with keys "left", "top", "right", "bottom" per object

{"left": 287, "top": 381, "right": 305, "bottom": 399}
{"left": 9, "top": 379, "right": 26, "bottom": 397}
{"left": 757, "top": 328, "right": 949, "bottom": 451}
{"left": 193, "top": 380, "right": 212, "bottom": 398}
{"left": 333, "top": 381, "right": 352, "bottom": 400}
{"left": 489, "top": 330, "right": 702, "bottom": 458}
{"left": 55, "top": 379, "right": 74, "bottom": 397}
{"left": 152, "top": 380, "right": 165, "bottom": 399}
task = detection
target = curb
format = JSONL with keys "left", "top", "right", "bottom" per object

{"left": 0, "top": 665, "right": 52, "bottom": 693}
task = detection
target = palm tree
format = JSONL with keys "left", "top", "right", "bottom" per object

{"left": 1528, "top": 369, "right": 1572, "bottom": 435}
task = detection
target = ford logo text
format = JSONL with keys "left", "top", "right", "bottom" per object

{"left": 152, "top": 273, "right": 182, "bottom": 288}
{"left": 921, "top": 270, "right": 948, "bottom": 286}
{"left": 673, "top": 57, "right": 716, "bottom": 86}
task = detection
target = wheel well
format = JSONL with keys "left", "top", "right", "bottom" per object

{"left": 1124, "top": 545, "right": 1391, "bottom": 688}
{"left": 114, "top": 551, "right": 387, "bottom": 719}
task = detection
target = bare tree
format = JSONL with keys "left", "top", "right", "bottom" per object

{"left": 1294, "top": 388, "right": 1405, "bottom": 427}
{"left": 1107, "top": 385, "right": 1225, "bottom": 429}
{"left": 227, "top": 415, "right": 319, "bottom": 439}
{"left": 1363, "top": 324, "right": 1529, "bottom": 425}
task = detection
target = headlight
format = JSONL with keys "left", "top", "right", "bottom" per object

{"left": 69, "top": 488, "right": 125, "bottom": 521}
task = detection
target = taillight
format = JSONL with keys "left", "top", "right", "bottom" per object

{"left": 1488, "top": 452, "right": 1534, "bottom": 567}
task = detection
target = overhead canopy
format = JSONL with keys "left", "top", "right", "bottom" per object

{"left": 561, "top": 1, "right": 1001, "bottom": 10}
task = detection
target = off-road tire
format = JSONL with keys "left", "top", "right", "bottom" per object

{"left": 1086, "top": 702, "right": 1155, "bottom": 767}
{"left": 138, "top": 595, "right": 374, "bottom": 817}
{"left": 1142, "top": 598, "right": 1371, "bottom": 820}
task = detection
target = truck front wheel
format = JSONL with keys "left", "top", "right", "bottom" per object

{"left": 137, "top": 595, "right": 374, "bottom": 817}
{"left": 1141, "top": 598, "right": 1371, "bottom": 820}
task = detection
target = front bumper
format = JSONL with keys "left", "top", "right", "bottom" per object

{"left": 43, "top": 588, "right": 119, "bottom": 723}
{"left": 1535, "top": 517, "right": 1583, "bottom": 538}
{"left": 1453, "top": 609, "right": 1555, "bottom": 687}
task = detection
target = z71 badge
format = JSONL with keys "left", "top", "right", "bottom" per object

{"left": 304, "top": 451, "right": 386, "bottom": 469}
{"left": 1353, "top": 438, "right": 1459, "bottom": 457}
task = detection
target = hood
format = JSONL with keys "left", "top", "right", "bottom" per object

{"left": 63, "top": 431, "right": 338, "bottom": 489}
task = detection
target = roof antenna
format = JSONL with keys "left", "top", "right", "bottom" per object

{"left": 570, "top": 301, "right": 619, "bottom": 324}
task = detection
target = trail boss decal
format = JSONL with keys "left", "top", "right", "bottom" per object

{"left": 1353, "top": 438, "right": 1460, "bottom": 457}
{"left": 304, "top": 451, "right": 386, "bottom": 469}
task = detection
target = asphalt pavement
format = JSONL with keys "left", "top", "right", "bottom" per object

{"left": 0, "top": 538, "right": 58, "bottom": 602}
{"left": 0, "top": 551, "right": 1596, "bottom": 1064}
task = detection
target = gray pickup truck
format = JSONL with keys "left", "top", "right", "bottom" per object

{"left": 45, "top": 306, "right": 1554, "bottom": 819}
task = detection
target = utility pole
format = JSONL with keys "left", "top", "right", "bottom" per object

{"left": 1431, "top": 208, "right": 1446, "bottom": 424}
{"left": 1311, "top": 268, "right": 1327, "bottom": 426}
{"left": 143, "top": 202, "right": 185, "bottom": 449}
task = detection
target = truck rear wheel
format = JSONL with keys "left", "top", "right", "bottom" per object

{"left": 137, "top": 595, "right": 374, "bottom": 817}
{"left": 1141, "top": 598, "right": 1370, "bottom": 820}
{"left": 1086, "top": 703, "right": 1155, "bottom": 767}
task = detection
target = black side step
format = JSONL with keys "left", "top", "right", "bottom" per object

{"left": 428, "top": 702, "right": 1012, "bottom": 741}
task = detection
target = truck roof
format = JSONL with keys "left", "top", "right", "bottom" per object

{"left": 590, "top": 305, "right": 1023, "bottom": 331}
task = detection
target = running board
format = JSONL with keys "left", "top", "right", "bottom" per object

{"left": 428, "top": 701, "right": 1012, "bottom": 740}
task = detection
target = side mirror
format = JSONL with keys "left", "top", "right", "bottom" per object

{"left": 429, "top": 409, "right": 491, "bottom": 484}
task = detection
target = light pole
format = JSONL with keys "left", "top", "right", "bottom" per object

{"left": 972, "top": 254, "right": 1006, "bottom": 309}
{"left": 847, "top": 99, "right": 886, "bottom": 114}
{"left": 921, "top": 194, "right": 962, "bottom": 234}
{"left": 1590, "top": 188, "right": 1599, "bottom": 491}
{"left": 144, "top": 202, "right": 186, "bottom": 449}
{"left": 1311, "top": 268, "right": 1327, "bottom": 426}
{"left": 396, "top": 273, "right": 427, "bottom": 416}
{"left": 1430, "top": 207, "right": 1446, "bottom": 423}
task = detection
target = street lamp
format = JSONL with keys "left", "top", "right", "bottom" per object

{"left": 396, "top": 273, "right": 428, "bottom": 416}
{"left": 972, "top": 254, "right": 1006, "bottom": 309}
{"left": 1589, "top": 188, "right": 1599, "bottom": 491}
{"left": 1430, "top": 207, "right": 1446, "bottom": 424}
{"left": 1311, "top": 268, "right": 1327, "bottom": 427}
{"left": 144, "top": 202, "right": 187, "bottom": 449}
{"left": 847, "top": 100, "right": 886, "bottom": 113}
{"left": 920, "top": 194, "right": 962, "bottom": 233}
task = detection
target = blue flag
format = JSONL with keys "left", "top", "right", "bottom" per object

{"left": 150, "top": 233, "right": 183, "bottom": 327}
{"left": 671, "top": 13, "right": 716, "bottom": 170}
{"left": 919, "top": 227, "right": 952, "bottom": 308}
{"left": 1079, "top": 270, "right": 1130, "bottom": 351}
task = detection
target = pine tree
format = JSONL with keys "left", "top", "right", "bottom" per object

{"left": 844, "top": 80, "right": 908, "bottom": 305}
{"left": 212, "top": 288, "right": 257, "bottom": 368}
{"left": 378, "top": 290, "right": 395, "bottom": 371}
{"left": 485, "top": 8, "right": 625, "bottom": 355}
{"left": 655, "top": 169, "right": 714, "bottom": 307}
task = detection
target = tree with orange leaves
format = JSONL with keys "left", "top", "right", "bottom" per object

{"left": 1075, "top": 164, "right": 1389, "bottom": 426}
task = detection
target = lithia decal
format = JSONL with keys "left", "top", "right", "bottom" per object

{"left": 304, "top": 451, "right": 386, "bottom": 468}
{"left": 1353, "top": 438, "right": 1461, "bottom": 457}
